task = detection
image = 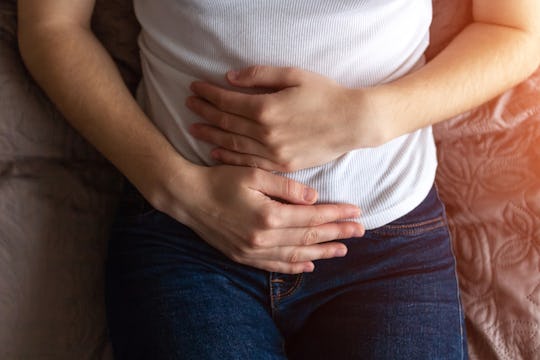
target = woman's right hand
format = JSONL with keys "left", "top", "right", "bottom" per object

{"left": 152, "top": 162, "right": 365, "bottom": 274}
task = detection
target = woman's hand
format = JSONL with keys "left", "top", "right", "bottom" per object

{"left": 186, "top": 66, "right": 389, "bottom": 172}
{"left": 155, "top": 162, "right": 364, "bottom": 274}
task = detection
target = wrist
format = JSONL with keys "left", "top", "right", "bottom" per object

{"left": 347, "top": 86, "right": 398, "bottom": 149}
{"left": 140, "top": 152, "right": 204, "bottom": 219}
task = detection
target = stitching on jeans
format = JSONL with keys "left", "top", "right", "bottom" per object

{"left": 275, "top": 273, "right": 304, "bottom": 300}
{"left": 370, "top": 217, "right": 445, "bottom": 236}
{"left": 380, "top": 216, "right": 444, "bottom": 229}
{"left": 269, "top": 272, "right": 277, "bottom": 319}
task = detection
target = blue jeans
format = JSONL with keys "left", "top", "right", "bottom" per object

{"left": 105, "top": 180, "right": 468, "bottom": 360}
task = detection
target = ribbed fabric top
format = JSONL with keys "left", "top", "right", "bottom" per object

{"left": 133, "top": 0, "right": 437, "bottom": 229}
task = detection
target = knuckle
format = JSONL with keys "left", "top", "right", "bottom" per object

{"left": 246, "top": 65, "right": 264, "bottom": 79}
{"left": 254, "top": 103, "right": 273, "bottom": 124}
{"left": 246, "top": 231, "right": 265, "bottom": 248}
{"left": 287, "top": 250, "right": 301, "bottom": 263}
{"left": 260, "top": 127, "right": 276, "bottom": 143}
{"left": 258, "top": 207, "right": 280, "bottom": 229}
{"left": 281, "top": 178, "right": 299, "bottom": 199}
{"left": 302, "top": 229, "right": 319, "bottom": 245}
{"left": 309, "top": 214, "right": 326, "bottom": 227}
{"left": 272, "top": 146, "right": 289, "bottom": 164}
{"left": 280, "top": 160, "right": 297, "bottom": 173}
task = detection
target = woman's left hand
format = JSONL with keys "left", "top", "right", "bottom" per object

{"left": 186, "top": 66, "right": 389, "bottom": 172}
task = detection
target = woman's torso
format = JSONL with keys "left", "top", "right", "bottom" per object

{"left": 133, "top": 0, "right": 437, "bottom": 229}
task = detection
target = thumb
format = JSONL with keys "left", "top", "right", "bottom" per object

{"left": 255, "top": 172, "right": 318, "bottom": 205}
{"left": 226, "top": 66, "right": 304, "bottom": 89}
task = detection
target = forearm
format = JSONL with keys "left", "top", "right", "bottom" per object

{"left": 18, "top": 23, "right": 196, "bottom": 204}
{"left": 361, "top": 22, "right": 540, "bottom": 143}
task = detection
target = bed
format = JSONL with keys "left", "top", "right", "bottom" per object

{"left": 1, "top": 0, "right": 539, "bottom": 358}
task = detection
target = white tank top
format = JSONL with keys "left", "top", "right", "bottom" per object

{"left": 133, "top": 0, "right": 437, "bottom": 229}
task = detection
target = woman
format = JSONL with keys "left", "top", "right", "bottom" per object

{"left": 18, "top": 0, "right": 540, "bottom": 358}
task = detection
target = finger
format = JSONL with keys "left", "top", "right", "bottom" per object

{"left": 257, "top": 202, "right": 362, "bottom": 229}
{"left": 190, "top": 81, "right": 263, "bottom": 118}
{"left": 253, "top": 173, "right": 362, "bottom": 217}
{"left": 240, "top": 241, "right": 349, "bottom": 274}
{"left": 251, "top": 222, "right": 363, "bottom": 248}
{"left": 265, "top": 242, "right": 348, "bottom": 264}
{"left": 212, "top": 148, "right": 285, "bottom": 172}
{"left": 243, "top": 259, "right": 315, "bottom": 274}
{"left": 252, "top": 172, "right": 319, "bottom": 204}
{"left": 186, "top": 96, "right": 263, "bottom": 141}
{"left": 227, "top": 66, "right": 305, "bottom": 89}
{"left": 189, "top": 124, "right": 269, "bottom": 158}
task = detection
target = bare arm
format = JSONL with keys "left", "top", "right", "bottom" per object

{"left": 17, "top": 0, "right": 185, "bottom": 201}
{"left": 369, "top": 0, "right": 540, "bottom": 139}
{"left": 17, "top": 0, "right": 364, "bottom": 273}
{"left": 186, "top": 0, "right": 540, "bottom": 171}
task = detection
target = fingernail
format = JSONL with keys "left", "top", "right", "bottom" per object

{"left": 304, "top": 263, "right": 315, "bottom": 273}
{"left": 227, "top": 70, "right": 240, "bottom": 80}
{"left": 335, "top": 247, "right": 348, "bottom": 257}
{"left": 303, "top": 188, "right": 317, "bottom": 202}
{"left": 354, "top": 227, "right": 365, "bottom": 237}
